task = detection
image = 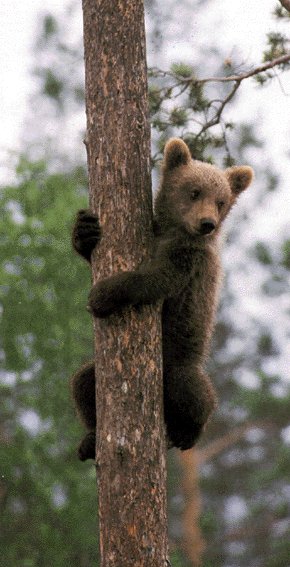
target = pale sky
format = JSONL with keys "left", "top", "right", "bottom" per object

{"left": 1, "top": 0, "right": 289, "bottom": 175}
{"left": 1, "top": 1, "right": 289, "bottom": 155}
{"left": 0, "top": 2, "right": 66, "bottom": 158}
{"left": 0, "top": 0, "right": 290, "bottom": 227}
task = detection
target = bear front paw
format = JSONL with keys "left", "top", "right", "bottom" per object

{"left": 87, "top": 280, "right": 119, "bottom": 318}
{"left": 72, "top": 209, "right": 101, "bottom": 261}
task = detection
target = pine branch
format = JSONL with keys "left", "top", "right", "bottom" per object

{"left": 195, "top": 80, "right": 240, "bottom": 138}
{"left": 149, "top": 53, "right": 290, "bottom": 147}
{"left": 149, "top": 53, "right": 290, "bottom": 88}
{"left": 186, "top": 53, "right": 290, "bottom": 85}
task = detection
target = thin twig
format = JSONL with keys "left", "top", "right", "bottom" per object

{"left": 195, "top": 80, "right": 241, "bottom": 138}
{"left": 273, "top": 67, "right": 290, "bottom": 95}
{"left": 149, "top": 52, "right": 290, "bottom": 147}
{"left": 149, "top": 53, "right": 290, "bottom": 87}
{"left": 191, "top": 53, "right": 290, "bottom": 85}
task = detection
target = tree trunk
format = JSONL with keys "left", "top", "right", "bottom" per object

{"left": 81, "top": 1, "right": 168, "bottom": 565}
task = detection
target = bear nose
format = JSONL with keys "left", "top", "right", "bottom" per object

{"left": 199, "top": 218, "right": 216, "bottom": 235}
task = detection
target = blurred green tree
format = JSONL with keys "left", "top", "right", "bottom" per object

{"left": 0, "top": 160, "right": 99, "bottom": 565}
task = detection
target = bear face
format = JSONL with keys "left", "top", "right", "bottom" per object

{"left": 155, "top": 138, "right": 253, "bottom": 238}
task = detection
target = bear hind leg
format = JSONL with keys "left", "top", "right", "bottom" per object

{"left": 70, "top": 361, "right": 96, "bottom": 460}
{"left": 164, "top": 364, "right": 217, "bottom": 451}
{"left": 78, "top": 431, "right": 96, "bottom": 461}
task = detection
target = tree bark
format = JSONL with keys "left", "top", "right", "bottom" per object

{"left": 81, "top": 1, "right": 168, "bottom": 565}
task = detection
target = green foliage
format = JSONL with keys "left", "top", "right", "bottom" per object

{"left": 238, "top": 373, "right": 290, "bottom": 422}
{"left": 148, "top": 84, "right": 163, "bottom": 116}
{"left": 264, "top": 32, "right": 289, "bottom": 61}
{"left": 258, "top": 333, "right": 276, "bottom": 356}
{"left": 188, "top": 81, "right": 209, "bottom": 112}
{"left": 266, "top": 539, "right": 290, "bottom": 567}
{"left": 237, "top": 124, "right": 263, "bottom": 150}
{"left": 43, "top": 69, "right": 64, "bottom": 101}
{"left": 183, "top": 134, "right": 215, "bottom": 163}
{"left": 170, "top": 62, "right": 194, "bottom": 79}
{"left": 33, "top": 11, "right": 85, "bottom": 112}
{"left": 282, "top": 239, "right": 290, "bottom": 269}
{"left": 43, "top": 14, "right": 58, "bottom": 38}
{"left": 273, "top": 4, "right": 290, "bottom": 19}
{"left": 0, "top": 160, "right": 99, "bottom": 565}
{"left": 170, "top": 549, "right": 189, "bottom": 567}
{"left": 200, "top": 509, "right": 219, "bottom": 537}
{"left": 253, "top": 242, "right": 273, "bottom": 265}
{"left": 254, "top": 72, "right": 270, "bottom": 86}
{"left": 169, "top": 107, "right": 188, "bottom": 127}
{"left": 255, "top": 29, "right": 290, "bottom": 85}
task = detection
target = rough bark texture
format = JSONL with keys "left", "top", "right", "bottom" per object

{"left": 81, "top": 1, "right": 168, "bottom": 565}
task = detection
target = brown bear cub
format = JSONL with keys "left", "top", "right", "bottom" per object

{"left": 71, "top": 138, "right": 253, "bottom": 460}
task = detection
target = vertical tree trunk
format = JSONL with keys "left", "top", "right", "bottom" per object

{"left": 81, "top": 1, "right": 168, "bottom": 565}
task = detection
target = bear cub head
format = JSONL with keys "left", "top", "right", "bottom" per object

{"left": 155, "top": 138, "right": 254, "bottom": 237}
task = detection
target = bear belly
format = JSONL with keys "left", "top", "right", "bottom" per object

{"left": 162, "top": 259, "right": 220, "bottom": 366}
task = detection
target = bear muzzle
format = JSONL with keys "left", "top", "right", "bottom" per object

{"left": 199, "top": 218, "right": 217, "bottom": 235}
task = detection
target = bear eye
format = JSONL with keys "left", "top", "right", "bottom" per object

{"left": 217, "top": 200, "right": 225, "bottom": 210}
{"left": 190, "top": 190, "right": 200, "bottom": 201}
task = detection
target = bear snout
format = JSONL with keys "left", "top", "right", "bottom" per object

{"left": 199, "top": 218, "right": 217, "bottom": 235}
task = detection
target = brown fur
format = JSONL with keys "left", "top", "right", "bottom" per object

{"left": 70, "top": 139, "right": 253, "bottom": 459}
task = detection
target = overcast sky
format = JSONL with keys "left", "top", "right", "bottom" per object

{"left": 0, "top": 0, "right": 289, "bottom": 228}
{"left": 0, "top": 2, "right": 65, "bottom": 161}
{"left": 1, "top": 1, "right": 289, "bottom": 157}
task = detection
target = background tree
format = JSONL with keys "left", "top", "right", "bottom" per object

{"left": 0, "top": 161, "right": 100, "bottom": 565}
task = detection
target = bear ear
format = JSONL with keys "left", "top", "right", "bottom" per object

{"left": 163, "top": 138, "right": 192, "bottom": 170}
{"left": 225, "top": 165, "right": 254, "bottom": 195}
